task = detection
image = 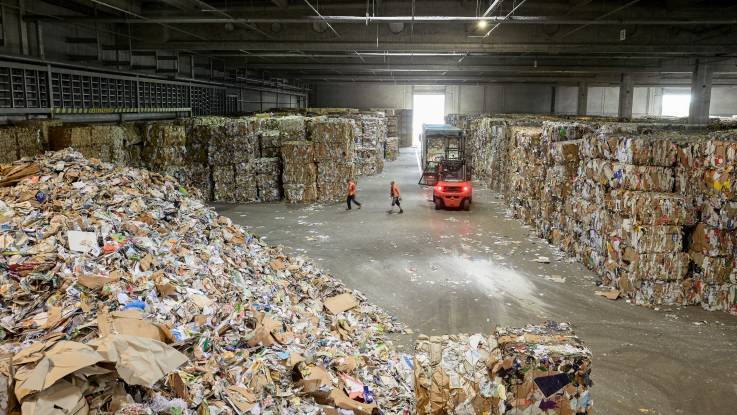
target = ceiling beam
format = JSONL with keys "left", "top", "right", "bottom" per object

{"left": 481, "top": 0, "right": 504, "bottom": 17}
{"left": 32, "top": 15, "right": 737, "bottom": 25}
{"left": 133, "top": 40, "right": 737, "bottom": 56}
{"left": 236, "top": 62, "right": 737, "bottom": 74}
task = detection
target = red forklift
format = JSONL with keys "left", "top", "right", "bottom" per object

{"left": 418, "top": 124, "right": 473, "bottom": 211}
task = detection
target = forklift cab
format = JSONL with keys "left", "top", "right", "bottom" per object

{"left": 418, "top": 124, "right": 473, "bottom": 210}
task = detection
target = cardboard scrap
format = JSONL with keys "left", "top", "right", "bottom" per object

{"left": 91, "top": 335, "right": 188, "bottom": 387}
{"left": 14, "top": 341, "right": 103, "bottom": 400}
{"left": 595, "top": 290, "right": 621, "bottom": 300}
{"left": 247, "top": 315, "right": 290, "bottom": 347}
{"left": 78, "top": 273, "right": 119, "bottom": 290}
{"left": 324, "top": 293, "right": 359, "bottom": 315}
{"left": 97, "top": 308, "right": 168, "bottom": 342}
{"left": 66, "top": 231, "right": 97, "bottom": 254}
{"left": 20, "top": 379, "right": 88, "bottom": 415}
{"left": 224, "top": 385, "right": 257, "bottom": 413}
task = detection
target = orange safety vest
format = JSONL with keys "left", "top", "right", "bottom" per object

{"left": 348, "top": 182, "right": 356, "bottom": 196}
{"left": 391, "top": 184, "right": 400, "bottom": 198}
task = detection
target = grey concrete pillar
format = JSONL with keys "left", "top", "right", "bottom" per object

{"left": 577, "top": 82, "right": 588, "bottom": 115}
{"left": 550, "top": 86, "right": 557, "bottom": 114}
{"left": 618, "top": 73, "right": 634, "bottom": 119}
{"left": 688, "top": 60, "right": 712, "bottom": 125}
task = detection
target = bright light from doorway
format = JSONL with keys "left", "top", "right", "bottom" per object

{"left": 662, "top": 93, "right": 691, "bottom": 117}
{"left": 412, "top": 94, "right": 445, "bottom": 146}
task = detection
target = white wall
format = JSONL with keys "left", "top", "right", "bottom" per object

{"left": 711, "top": 86, "right": 737, "bottom": 117}
{"left": 587, "top": 87, "right": 619, "bottom": 116}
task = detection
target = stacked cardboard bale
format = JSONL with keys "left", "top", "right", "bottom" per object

{"left": 141, "top": 122, "right": 187, "bottom": 176}
{"left": 352, "top": 113, "right": 387, "bottom": 176}
{"left": 48, "top": 124, "right": 137, "bottom": 165}
{"left": 179, "top": 118, "right": 214, "bottom": 199}
{"left": 574, "top": 128, "right": 698, "bottom": 305}
{"left": 385, "top": 109, "right": 398, "bottom": 139}
{"left": 505, "top": 127, "right": 545, "bottom": 225}
{"left": 207, "top": 117, "right": 261, "bottom": 202}
{"left": 538, "top": 122, "right": 592, "bottom": 247}
{"left": 276, "top": 115, "right": 307, "bottom": 142}
{"left": 676, "top": 133, "right": 737, "bottom": 314}
{"left": 467, "top": 116, "right": 552, "bottom": 193}
{"left": 0, "top": 128, "right": 17, "bottom": 163}
{"left": 414, "top": 322, "right": 593, "bottom": 415}
{"left": 310, "top": 117, "right": 357, "bottom": 203}
{"left": 385, "top": 136, "right": 399, "bottom": 161}
{"left": 14, "top": 119, "right": 62, "bottom": 151}
{"left": 281, "top": 141, "right": 318, "bottom": 203}
{"left": 0, "top": 126, "right": 43, "bottom": 163}
{"left": 252, "top": 157, "right": 282, "bottom": 202}
{"left": 467, "top": 117, "right": 511, "bottom": 192}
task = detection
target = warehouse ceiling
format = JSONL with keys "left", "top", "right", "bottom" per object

{"left": 28, "top": 0, "right": 737, "bottom": 85}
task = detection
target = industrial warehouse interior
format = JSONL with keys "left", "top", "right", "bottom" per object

{"left": 1, "top": 0, "right": 737, "bottom": 414}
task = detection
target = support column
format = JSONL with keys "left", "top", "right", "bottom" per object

{"left": 618, "top": 73, "right": 634, "bottom": 119}
{"left": 577, "top": 81, "right": 588, "bottom": 115}
{"left": 550, "top": 86, "right": 557, "bottom": 114}
{"left": 688, "top": 60, "right": 712, "bottom": 125}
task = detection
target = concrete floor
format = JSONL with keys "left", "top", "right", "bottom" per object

{"left": 215, "top": 150, "right": 737, "bottom": 415}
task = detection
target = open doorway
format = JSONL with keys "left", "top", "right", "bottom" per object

{"left": 662, "top": 92, "right": 691, "bottom": 117}
{"left": 412, "top": 94, "right": 445, "bottom": 146}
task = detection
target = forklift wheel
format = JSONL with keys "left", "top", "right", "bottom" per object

{"left": 462, "top": 199, "right": 471, "bottom": 211}
{"left": 435, "top": 199, "right": 443, "bottom": 210}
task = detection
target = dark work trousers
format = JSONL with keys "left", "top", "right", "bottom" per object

{"left": 392, "top": 197, "right": 401, "bottom": 207}
{"left": 347, "top": 195, "right": 361, "bottom": 209}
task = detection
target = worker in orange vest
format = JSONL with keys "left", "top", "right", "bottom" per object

{"left": 389, "top": 180, "right": 403, "bottom": 214}
{"left": 346, "top": 178, "right": 361, "bottom": 210}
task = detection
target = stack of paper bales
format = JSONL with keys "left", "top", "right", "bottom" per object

{"left": 0, "top": 126, "right": 43, "bottom": 163}
{"left": 310, "top": 117, "right": 357, "bottom": 203}
{"left": 258, "top": 128, "right": 281, "bottom": 157}
{"left": 49, "top": 124, "right": 137, "bottom": 165}
{"left": 414, "top": 322, "right": 592, "bottom": 415}
{"left": 141, "top": 122, "right": 186, "bottom": 173}
{"left": 385, "top": 109, "right": 398, "bottom": 139}
{"left": 385, "top": 136, "right": 399, "bottom": 161}
{"left": 538, "top": 122, "right": 592, "bottom": 246}
{"left": 252, "top": 157, "right": 281, "bottom": 201}
{"left": 506, "top": 127, "right": 545, "bottom": 225}
{"left": 677, "top": 133, "right": 737, "bottom": 314}
{"left": 351, "top": 113, "right": 386, "bottom": 176}
{"left": 576, "top": 128, "right": 697, "bottom": 305}
{"left": 277, "top": 115, "right": 307, "bottom": 142}
{"left": 0, "top": 128, "right": 17, "bottom": 163}
{"left": 282, "top": 141, "right": 318, "bottom": 203}
{"left": 203, "top": 117, "right": 260, "bottom": 202}
{"left": 14, "top": 119, "right": 62, "bottom": 151}
{"left": 467, "top": 117, "right": 513, "bottom": 192}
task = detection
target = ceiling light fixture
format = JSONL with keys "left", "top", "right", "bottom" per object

{"left": 477, "top": 20, "right": 488, "bottom": 29}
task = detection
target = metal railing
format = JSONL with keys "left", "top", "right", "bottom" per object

{"left": 0, "top": 55, "right": 306, "bottom": 116}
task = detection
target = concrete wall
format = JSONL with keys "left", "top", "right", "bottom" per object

{"left": 312, "top": 83, "right": 573, "bottom": 115}
{"left": 555, "top": 86, "right": 578, "bottom": 115}
{"left": 711, "top": 86, "right": 737, "bottom": 117}
{"left": 311, "top": 84, "right": 412, "bottom": 109}
{"left": 633, "top": 87, "right": 663, "bottom": 117}
{"left": 586, "top": 87, "right": 619, "bottom": 116}
{"left": 312, "top": 82, "right": 737, "bottom": 120}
